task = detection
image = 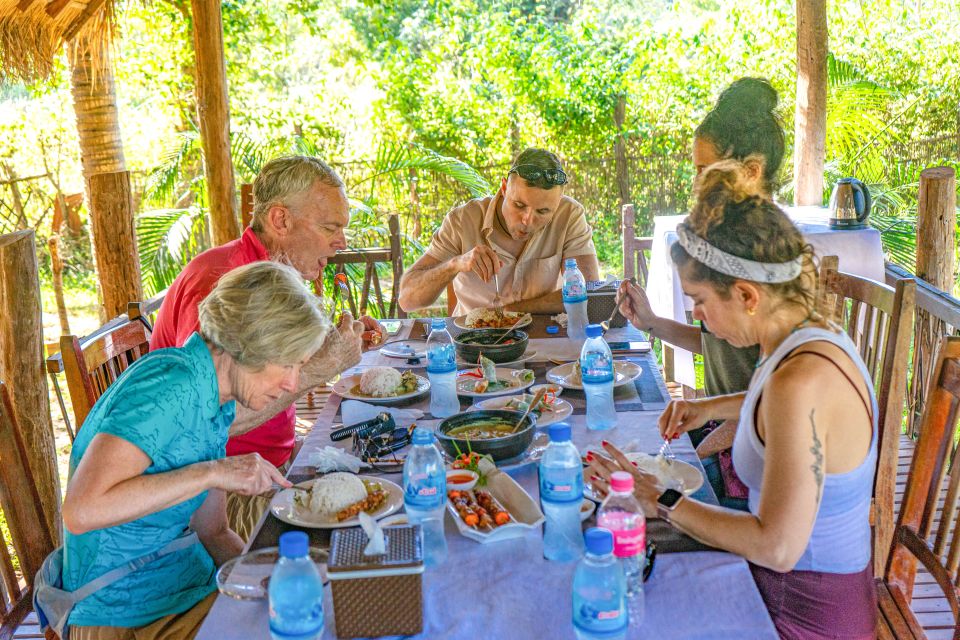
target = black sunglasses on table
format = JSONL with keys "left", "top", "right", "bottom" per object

{"left": 508, "top": 164, "right": 569, "bottom": 186}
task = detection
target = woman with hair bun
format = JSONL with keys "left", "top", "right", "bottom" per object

{"left": 592, "top": 163, "right": 877, "bottom": 639}
{"left": 617, "top": 77, "right": 786, "bottom": 509}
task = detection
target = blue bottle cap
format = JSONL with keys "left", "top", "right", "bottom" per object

{"left": 412, "top": 427, "right": 435, "bottom": 445}
{"left": 430, "top": 318, "right": 446, "bottom": 330}
{"left": 584, "top": 527, "right": 614, "bottom": 555}
{"left": 585, "top": 324, "right": 603, "bottom": 338}
{"left": 545, "top": 325, "right": 559, "bottom": 335}
{"left": 564, "top": 258, "right": 578, "bottom": 269}
{"left": 279, "top": 530, "right": 309, "bottom": 558}
{"left": 548, "top": 422, "right": 571, "bottom": 442}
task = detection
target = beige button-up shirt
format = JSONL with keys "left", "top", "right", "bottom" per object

{"left": 425, "top": 193, "right": 596, "bottom": 316}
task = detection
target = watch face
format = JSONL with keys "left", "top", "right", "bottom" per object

{"left": 657, "top": 488, "right": 683, "bottom": 509}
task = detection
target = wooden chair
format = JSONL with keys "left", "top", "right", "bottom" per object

{"left": 876, "top": 335, "right": 960, "bottom": 639}
{"left": 327, "top": 214, "right": 406, "bottom": 319}
{"left": 60, "top": 320, "right": 151, "bottom": 430}
{"left": 0, "top": 380, "right": 58, "bottom": 640}
{"left": 621, "top": 203, "right": 653, "bottom": 288}
{"left": 818, "top": 255, "right": 917, "bottom": 577}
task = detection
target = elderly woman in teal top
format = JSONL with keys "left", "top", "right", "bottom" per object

{"left": 60, "top": 261, "right": 337, "bottom": 639}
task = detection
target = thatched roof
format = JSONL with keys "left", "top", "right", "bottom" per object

{"left": 0, "top": 0, "right": 115, "bottom": 82}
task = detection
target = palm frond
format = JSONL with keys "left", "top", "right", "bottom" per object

{"left": 230, "top": 132, "right": 269, "bottom": 183}
{"left": 143, "top": 132, "right": 200, "bottom": 205}
{"left": 356, "top": 143, "right": 491, "bottom": 199}
{"left": 136, "top": 207, "right": 209, "bottom": 296}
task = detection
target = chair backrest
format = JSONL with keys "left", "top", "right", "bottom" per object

{"left": 0, "top": 380, "right": 57, "bottom": 638}
{"left": 240, "top": 183, "right": 254, "bottom": 230}
{"left": 880, "top": 335, "right": 960, "bottom": 637}
{"left": 817, "top": 256, "right": 916, "bottom": 576}
{"left": 327, "top": 214, "right": 406, "bottom": 319}
{"left": 621, "top": 203, "right": 652, "bottom": 287}
{"left": 60, "top": 320, "right": 151, "bottom": 429}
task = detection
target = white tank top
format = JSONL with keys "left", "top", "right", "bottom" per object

{"left": 731, "top": 326, "right": 877, "bottom": 573}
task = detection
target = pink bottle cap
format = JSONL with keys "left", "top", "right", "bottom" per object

{"left": 609, "top": 471, "right": 634, "bottom": 493}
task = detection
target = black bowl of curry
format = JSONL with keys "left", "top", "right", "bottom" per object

{"left": 454, "top": 329, "right": 529, "bottom": 364}
{"left": 435, "top": 409, "right": 536, "bottom": 462}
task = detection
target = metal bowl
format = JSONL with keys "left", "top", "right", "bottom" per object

{"left": 454, "top": 329, "right": 528, "bottom": 364}
{"left": 435, "top": 409, "right": 536, "bottom": 462}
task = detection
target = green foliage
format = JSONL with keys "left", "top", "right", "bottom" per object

{"left": 136, "top": 207, "right": 210, "bottom": 296}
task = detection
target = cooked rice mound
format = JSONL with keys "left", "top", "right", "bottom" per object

{"left": 306, "top": 472, "right": 368, "bottom": 517}
{"left": 359, "top": 366, "right": 402, "bottom": 397}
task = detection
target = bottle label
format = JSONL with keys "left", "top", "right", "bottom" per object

{"left": 575, "top": 601, "right": 627, "bottom": 634}
{"left": 539, "top": 466, "right": 584, "bottom": 504}
{"left": 562, "top": 282, "right": 587, "bottom": 303}
{"left": 404, "top": 470, "right": 445, "bottom": 510}
{"left": 581, "top": 352, "right": 614, "bottom": 383}
{"left": 610, "top": 524, "right": 645, "bottom": 558}
{"left": 426, "top": 344, "right": 456, "bottom": 373}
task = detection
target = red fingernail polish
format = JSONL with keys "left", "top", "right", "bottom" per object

{"left": 591, "top": 475, "right": 600, "bottom": 482}
{"left": 601, "top": 440, "right": 609, "bottom": 447}
{"left": 631, "top": 461, "right": 638, "bottom": 467}
{"left": 586, "top": 452, "right": 594, "bottom": 461}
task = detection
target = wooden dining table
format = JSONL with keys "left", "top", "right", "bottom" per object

{"left": 196, "top": 316, "right": 778, "bottom": 639}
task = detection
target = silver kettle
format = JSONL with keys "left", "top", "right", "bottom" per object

{"left": 828, "top": 178, "right": 871, "bottom": 230}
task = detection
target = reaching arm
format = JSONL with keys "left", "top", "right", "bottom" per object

{"left": 399, "top": 246, "right": 502, "bottom": 312}
{"left": 503, "top": 252, "right": 601, "bottom": 314}
{"left": 617, "top": 280, "right": 702, "bottom": 353}
{"left": 191, "top": 488, "right": 243, "bottom": 567}
{"left": 229, "top": 315, "right": 364, "bottom": 436}
{"left": 62, "top": 433, "right": 289, "bottom": 535}
{"left": 658, "top": 393, "right": 745, "bottom": 439}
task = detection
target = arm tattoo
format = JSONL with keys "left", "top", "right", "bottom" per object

{"left": 809, "top": 409, "right": 824, "bottom": 505}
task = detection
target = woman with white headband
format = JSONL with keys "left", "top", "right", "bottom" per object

{"left": 589, "top": 162, "right": 877, "bottom": 639}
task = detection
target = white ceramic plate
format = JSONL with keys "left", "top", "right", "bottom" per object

{"left": 379, "top": 340, "right": 427, "bottom": 359}
{"left": 471, "top": 394, "right": 573, "bottom": 427}
{"left": 580, "top": 498, "right": 596, "bottom": 522}
{"left": 546, "top": 361, "right": 642, "bottom": 391}
{"left": 216, "top": 546, "right": 329, "bottom": 599}
{"left": 456, "top": 367, "right": 536, "bottom": 398}
{"left": 332, "top": 373, "right": 430, "bottom": 404}
{"left": 270, "top": 476, "right": 403, "bottom": 529}
{"left": 583, "top": 453, "right": 703, "bottom": 500}
{"left": 456, "top": 350, "right": 539, "bottom": 367}
{"left": 453, "top": 312, "right": 533, "bottom": 330}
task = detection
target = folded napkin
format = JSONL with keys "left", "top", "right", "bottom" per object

{"left": 358, "top": 511, "right": 386, "bottom": 556}
{"left": 305, "top": 446, "right": 370, "bottom": 474}
{"left": 341, "top": 400, "right": 424, "bottom": 428}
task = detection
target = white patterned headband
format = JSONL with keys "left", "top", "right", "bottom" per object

{"left": 676, "top": 223, "right": 803, "bottom": 283}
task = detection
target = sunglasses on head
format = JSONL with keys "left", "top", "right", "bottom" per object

{"left": 508, "top": 164, "right": 568, "bottom": 186}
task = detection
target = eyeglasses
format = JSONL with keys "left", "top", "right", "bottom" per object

{"left": 508, "top": 164, "right": 568, "bottom": 186}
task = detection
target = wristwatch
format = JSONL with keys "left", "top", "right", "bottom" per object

{"left": 656, "top": 488, "right": 684, "bottom": 521}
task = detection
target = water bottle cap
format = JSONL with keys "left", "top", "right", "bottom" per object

{"left": 609, "top": 471, "right": 634, "bottom": 493}
{"left": 430, "top": 318, "right": 446, "bottom": 329}
{"left": 545, "top": 325, "right": 559, "bottom": 335}
{"left": 547, "top": 422, "right": 571, "bottom": 442}
{"left": 584, "top": 527, "right": 614, "bottom": 555}
{"left": 412, "top": 427, "right": 435, "bottom": 445}
{"left": 585, "top": 324, "right": 603, "bottom": 338}
{"left": 278, "top": 530, "right": 309, "bottom": 558}
{"left": 564, "top": 258, "right": 578, "bottom": 269}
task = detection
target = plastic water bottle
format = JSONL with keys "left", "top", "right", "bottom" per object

{"left": 572, "top": 528, "right": 628, "bottom": 640}
{"left": 269, "top": 531, "right": 324, "bottom": 640}
{"left": 581, "top": 324, "right": 617, "bottom": 430}
{"left": 539, "top": 422, "right": 585, "bottom": 562}
{"left": 403, "top": 427, "right": 448, "bottom": 567}
{"left": 597, "top": 471, "right": 645, "bottom": 628}
{"left": 426, "top": 318, "right": 459, "bottom": 418}
{"left": 563, "top": 258, "right": 589, "bottom": 342}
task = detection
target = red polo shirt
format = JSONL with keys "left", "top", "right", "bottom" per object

{"left": 150, "top": 227, "right": 296, "bottom": 466}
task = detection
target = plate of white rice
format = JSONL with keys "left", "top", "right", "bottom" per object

{"left": 270, "top": 473, "right": 403, "bottom": 528}
{"left": 333, "top": 367, "right": 430, "bottom": 404}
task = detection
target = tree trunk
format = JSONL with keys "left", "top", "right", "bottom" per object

{"left": 793, "top": 0, "right": 828, "bottom": 206}
{"left": 613, "top": 94, "right": 631, "bottom": 209}
{"left": 68, "top": 41, "right": 143, "bottom": 319}
{"left": 190, "top": 0, "right": 239, "bottom": 245}
{"left": 0, "top": 230, "right": 62, "bottom": 545}
{"left": 48, "top": 235, "right": 71, "bottom": 335}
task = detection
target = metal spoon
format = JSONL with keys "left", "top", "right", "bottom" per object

{"left": 600, "top": 277, "right": 637, "bottom": 333}
{"left": 513, "top": 387, "right": 547, "bottom": 433}
{"left": 491, "top": 314, "right": 527, "bottom": 345}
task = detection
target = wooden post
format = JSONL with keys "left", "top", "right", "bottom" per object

{"left": 191, "top": 0, "right": 239, "bottom": 246}
{"left": 48, "top": 235, "right": 71, "bottom": 335}
{"left": 0, "top": 230, "right": 62, "bottom": 544}
{"left": 793, "top": 0, "right": 828, "bottom": 206}
{"left": 613, "top": 94, "right": 631, "bottom": 209}
{"left": 69, "top": 42, "right": 143, "bottom": 319}
{"left": 911, "top": 166, "right": 957, "bottom": 436}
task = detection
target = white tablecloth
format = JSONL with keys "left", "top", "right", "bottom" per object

{"left": 196, "top": 329, "right": 778, "bottom": 640}
{"left": 646, "top": 206, "right": 886, "bottom": 388}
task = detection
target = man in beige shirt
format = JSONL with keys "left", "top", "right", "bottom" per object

{"left": 399, "top": 148, "right": 600, "bottom": 316}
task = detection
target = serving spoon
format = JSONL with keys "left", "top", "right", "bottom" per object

{"left": 513, "top": 387, "right": 547, "bottom": 433}
{"left": 491, "top": 314, "right": 527, "bottom": 345}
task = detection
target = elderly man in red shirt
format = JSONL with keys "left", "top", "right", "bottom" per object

{"left": 151, "top": 155, "right": 380, "bottom": 539}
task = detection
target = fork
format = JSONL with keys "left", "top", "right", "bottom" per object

{"left": 492, "top": 272, "right": 504, "bottom": 319}
{"left": 658, "top": 438, "right": 677, "bottom": 465}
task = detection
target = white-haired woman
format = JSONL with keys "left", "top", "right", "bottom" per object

{"left": 590, "top": 164, "right": 877, "bottom": 639}
{"left": 58, "top": 261, "right": 330, "bottom": 640}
